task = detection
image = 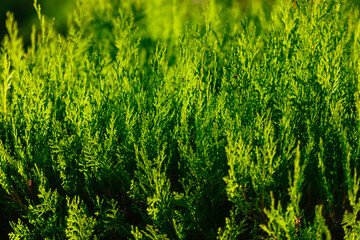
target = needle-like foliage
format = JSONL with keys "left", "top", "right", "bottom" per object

{"left": 1, "top": 0, "right": 360, "bottom": 239}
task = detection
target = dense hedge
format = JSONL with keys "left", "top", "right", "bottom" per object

{"left": 1, "top": 0, "right": 360, "bottom": 239}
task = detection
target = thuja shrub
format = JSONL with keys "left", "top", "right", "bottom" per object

{"left": 1, "top": 0, "right": 360, "bottom": 239}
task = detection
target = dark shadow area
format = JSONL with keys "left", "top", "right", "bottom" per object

{"left": 0, "top": 0, "right": 75, "bottom": 47}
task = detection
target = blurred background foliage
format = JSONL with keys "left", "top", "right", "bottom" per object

{"left": 0, "top": 0, "right": 276, "bottom": 46}
{"left": 0, "top": 0, "right": 76, "bottom": 44}
{"left": 1, "top": 0, "right": 360, "bottom": 47}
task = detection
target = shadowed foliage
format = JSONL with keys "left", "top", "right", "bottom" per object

{"left": 1, "top": 0, "right": 360, "bottom": 239}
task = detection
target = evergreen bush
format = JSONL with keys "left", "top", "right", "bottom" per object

{"left": 1, "top": 0, "right": 360, "bottom": 239}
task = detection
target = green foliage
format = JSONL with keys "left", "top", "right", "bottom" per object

{"left": 66, "top": 196, "right": 97, "bottom": 239}
{"left": 1, "top": 0, "right": 360, "bottom": 239}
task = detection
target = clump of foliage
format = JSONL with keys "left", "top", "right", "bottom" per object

{"left": 1, "top": 0, "right": 360, "bottom": 239}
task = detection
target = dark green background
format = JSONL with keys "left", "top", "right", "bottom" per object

{"left": 0, "top": 0, "right": 257, "bottom": 45}
{"left": 3, "top": 0, "right": 359, "bottom": 47}
{"left": 0, "top": 0, "right": 75, "bottom": 45}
